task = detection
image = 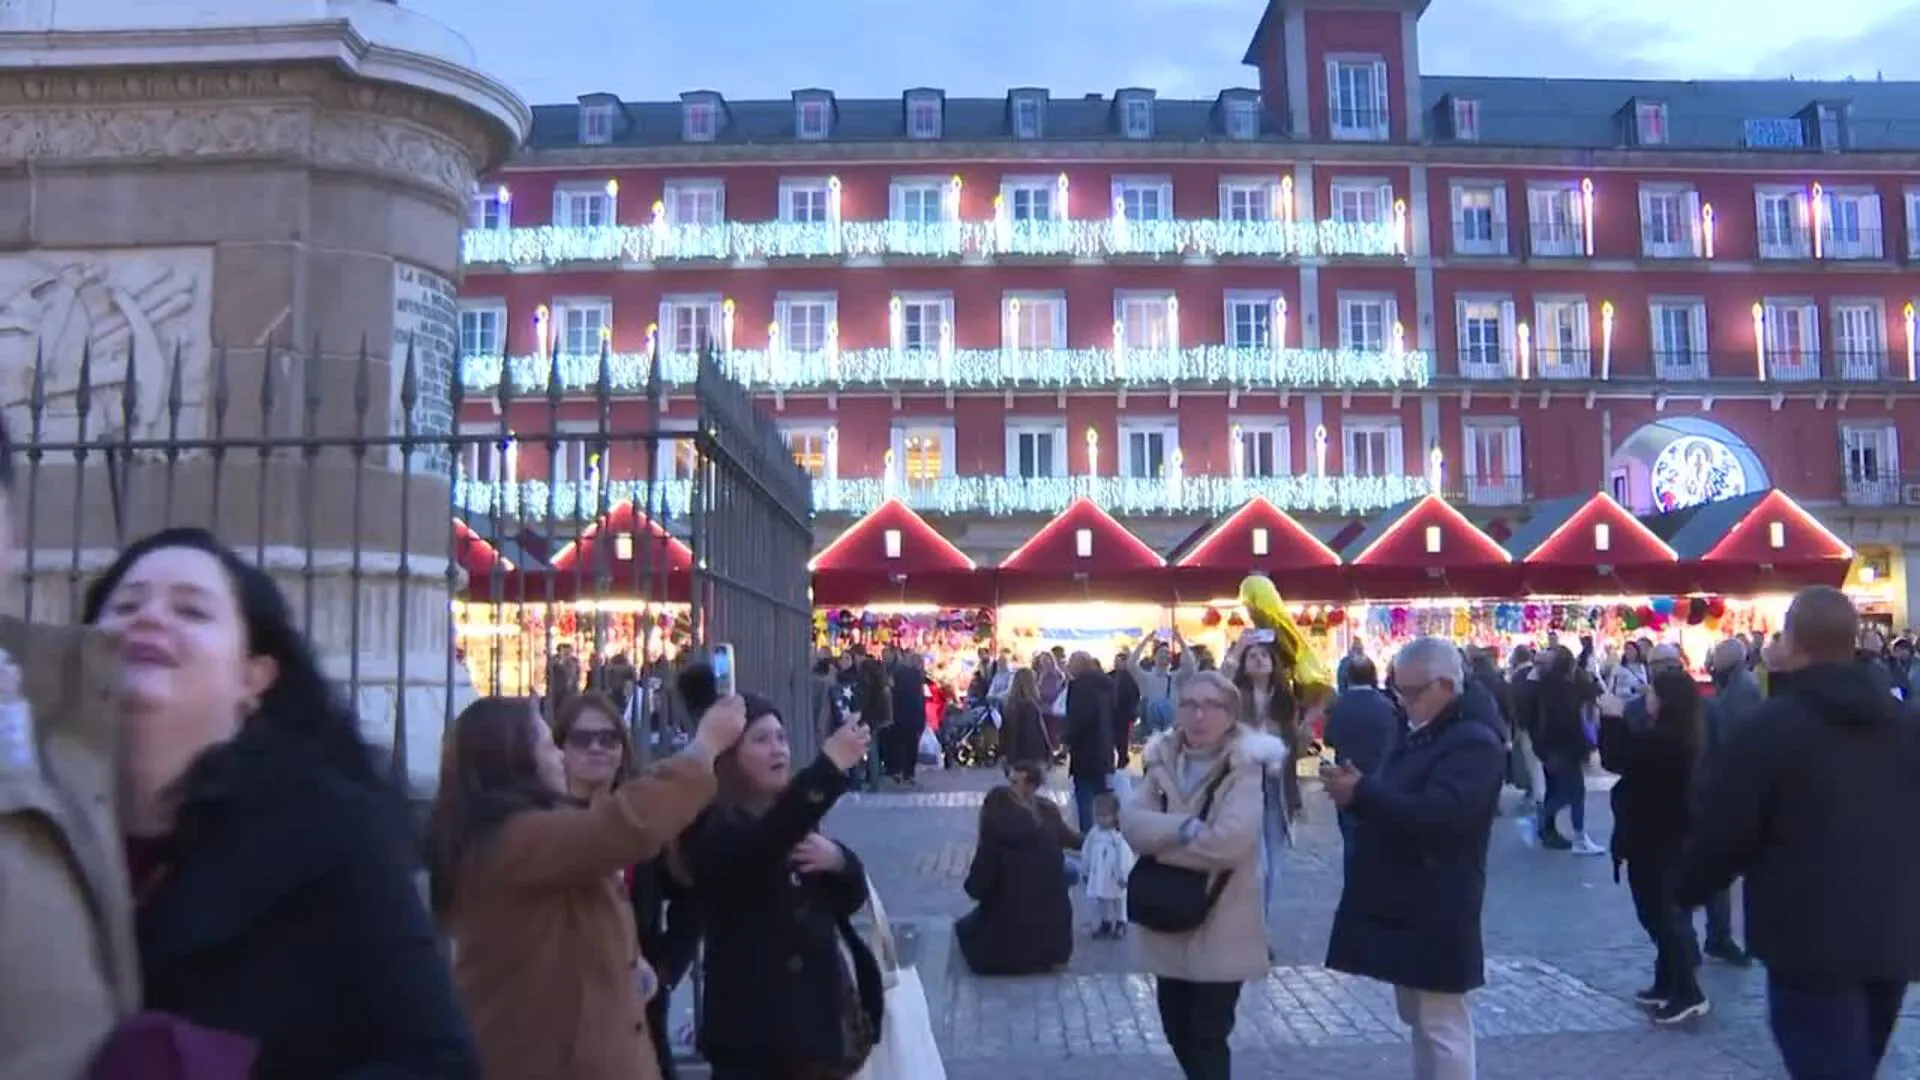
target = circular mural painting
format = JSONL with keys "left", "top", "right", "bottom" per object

{"left": 1650, "top": 434, "right": 1748, "bottom": 512}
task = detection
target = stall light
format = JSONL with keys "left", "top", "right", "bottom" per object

{"left": 1424, "top": 525, "right": 1443, "bottom": 554}
{"left": 614, "top": 532, "right": 634, "bottom": 561}
{"left": 1700, "top": 202, "right": 1715, "bottom": 259}
{"left": 1230, "top": 424, "right": 1245, "bottom": 478}
{"left": 1809, "top": 183, "right": 1825, "bottom": 260}
{"left": 1600, "top": 301, "right": 1615, "bottom": 380}
{"left": 1768, "top": 521, "right": 1786, "bottom": 550}
{"left": 1905, "top": 302, "right": 1916, "bottom": 381}
{"left": 1085, "top": 426, "right": 1100, "bottom": 477}
{"left": 1752, "top": 302, "right": 1768, "bottom": 381}
{"left": 1279, "top": 175, "right": 1295, "bottom": 224}
{"left": 1860, "top": 563, "right": 1878, "bottom": 583}
{"left": 1594, "top": 522, "right": 1611, "bottom": 552}
{"left": 720, "top": 298, "right": 735, "bottom": 353}
{"left": 1251, "top": 527, "right": 1270, "bottom": 557}
{"left": 1314, "top": 424, "right": 1328, "bottom": 475}
{"left": 1516, "top": 322, "right": 1531, "bottom": 380}
{"left": 1580, "top": 178, "right": 1595, "bottom": 256}
{"left": 883, "top": 528, "right": 902, "bottom": 559}
{"left": 1074, "top": 528, "right": 1094, "bottom": 558}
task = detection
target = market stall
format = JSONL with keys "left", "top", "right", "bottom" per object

{"left": 1340, "top": 494, "right": 1514, "bottom": 602}
{"left": 994, "top": 496, "right": 1168, "bottom": 604}
{"left": 1170, "top": 495, "right": 1346, "bottom": 603}
{"left": 809, "top": 498, "right": 992, "bottom": 607}
{"left": 1507, "top": 493, "right": 1684, "bottom": 596}
{"left": 1650, "top": 489, "right": 1854, "bottom": 595}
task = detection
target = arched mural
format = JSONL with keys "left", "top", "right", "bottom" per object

{"left": 1608, "top": 418, "right": 1771, "bottom": 515}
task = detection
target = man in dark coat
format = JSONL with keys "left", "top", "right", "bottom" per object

{"left": 1697, "top": 638, "right": 1761, "bottom": 966}
{"left": 1323, "top": 637, "right": 1505, "bottom": 1080}
{"left": 1109, "top": 649, "right": 1141, "bottom": 770}
{"left": 1322, "top": 655, "right": 1398, "bottom": 862}
{"left": 1679, "top": 587, "right": 1920, "bottom": 1079}
{"left": 1061, "top": 653, "right": 1116, "bottom": 832}
{"left": 887, "top": 651, "right": 929, "bottom": 785}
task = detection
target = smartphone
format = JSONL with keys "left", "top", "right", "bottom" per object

{"left": 1250, "top": 629, "right": 1277, "bottom": 644}
{"left": 710, "top": 642, "right": 735, "bottom": 698}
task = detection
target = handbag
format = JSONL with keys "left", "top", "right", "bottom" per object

{"left": 1126, "top": 766, "right": 1233, "bottom": 933}
{"left": 851, "top": 879, "right": 946, "bottom": 1080}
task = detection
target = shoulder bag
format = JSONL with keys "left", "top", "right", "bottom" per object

{"left": 1125, "top": 766, "right": 1234, "bottom": 933}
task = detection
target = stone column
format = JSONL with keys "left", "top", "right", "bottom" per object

{"left": 0, "top": 0, "right": 529, "bottom": 792}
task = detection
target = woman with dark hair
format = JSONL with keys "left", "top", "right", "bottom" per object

{"left": 1598, "top": 666, "right": 1711, "bottom": 1024}
{"left": 955, "top": 785, "right": 1073, "bottom": 975}
{"left": 999, "top": 667, "right": 1051, "bottom": 767}
{"left": 678, "top": 693, "right": 881, "bottom": 1079}
{"left": 81, "top": 526, "right": 475, "bottom": 1074}
{"left": 429, "top": 686, "right": 741, "bottom": 1079}
{"left": 850, "top": 656, "right": 891, "bottom": 787}
{"left": 1529, "top": 645, "right": 1605, "bottom": 855}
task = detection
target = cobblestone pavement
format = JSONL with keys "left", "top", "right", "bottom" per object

{"left": 822, "top": 764, "right": 1920, "bottom": 1078}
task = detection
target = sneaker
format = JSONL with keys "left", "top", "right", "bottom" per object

{"left": 1571, "top": 835, "right": 1608, "bottom": 857}
{"left": 1704, "top": 941, "right": 1753, "bottom": 967}
{"left": 1652, "top": 993, "right": 1710, "bottom": 1025}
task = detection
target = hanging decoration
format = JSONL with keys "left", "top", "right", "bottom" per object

{"left": 816, "top": 607, "right": 994, "bottom": 650}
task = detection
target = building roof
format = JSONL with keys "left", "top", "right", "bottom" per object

{"left": 1497, "top": 495, "right": 1588, "bottom": 561}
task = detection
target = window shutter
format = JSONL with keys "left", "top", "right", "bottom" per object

{"left": 1217, "top": 181, "right": 1232, "bottom": 219}
{"left": 1491, "top": 186, "right": 1509, "bottom": 252}
{"left": 1689, "top": 303, "right": 1708, "bottom": 363}
{"left": 1454, "top": 300, "right": 1472, "bottom": 357}
{"left": 1110, "top": 178, "right": 1125, "bottom": 217}
{"left": 1003, "top": 427, "right": 1021, "bottom": 478}
{"left": 1684, "top": 190, "right": 1703, "bottom": 256}
{"left": 711, "top": 184, "right": 726, "bottom": 222}
{"left": 888, "top": 183, "right": 904, "bottom": 221}
{"left": 1803, "top": 303, "right": 1822, "bottom": 363}
{"left": 1376, "top": 183, "right": 1394, "bottom": 223}
{"left": 1792, "top": 192, "right": 1812, "bottom": 254}
{"left": 1325, "top": 60, "right": 1340, "bottom": 130}
{"left": 552, "top": 189, "right": 568, "bottom": 227}
{"left": 1637, "top": 186, "right": 1654, "bottom": 244}
{"left": 1504, "top": 424, "right": 1524, "bottom": 471}
{"left": 1384, "top": 296, "right": 1400, "bottom": 338}
{"left": 1573, "top": 300, "right": 1592, "bottom": 357}
{"left": 1371, "top": 60, "right": 1390, "bottom": 133}
{"left": 1861, "top": 195, "right": 1885, "bottom": 257}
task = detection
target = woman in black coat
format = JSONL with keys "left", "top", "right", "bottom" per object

{"left": 1597, "top": 667, "right": 1709, "bottom": 1025}
{"left": 999, "top": 668, "right": 1052, "bottom": 767}
{"left": 956, "top": 786, "right": 1073, "bottom": 976}
{"left": 1530, "top": 645, "right": 1601, "bottom": 853}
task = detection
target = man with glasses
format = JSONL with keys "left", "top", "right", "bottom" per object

{"left": 1323, "top": 637, "right": 1505, "bottom": 1080}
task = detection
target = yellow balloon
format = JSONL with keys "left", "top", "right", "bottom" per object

{"left": 1237, "top": 574, "right": 1334, "bottom": 701}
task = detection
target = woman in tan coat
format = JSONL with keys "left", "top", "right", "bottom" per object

{"left": 427, "top": 691, "right": 744, "bottom": 1080}
{"left": 1121, "top": 669, "right": 1280, "bottom": 1080}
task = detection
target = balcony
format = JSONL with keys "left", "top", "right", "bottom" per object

{"left": 1757, "top": 225, "right": 1813, "bottom": 260}
{"left": 1651, "top": 350, "right": 1712, "bottom": 381}
{"left": 1840, "top": 472, "right": 1914, "bottom": 508}
{"left": 1449, "top": 216, "right": 1509, "bottom": 256}
{"left": 1639, "top": 224, "right": 1701, "bottom": 259}
{"left": 454, "top": 472, "right": 1434, "bottom": 522}
{"left": 1525, "top": 220, "right": 1582, "bottom": 258}
{"left": 1835, "top": 349, "right": 1893, "bottom": 381}
{"left": 461, "top": 213, "right": 1406, "bottom": 268}
{"left": 1460, "top": 473, "right": 1526, "bottom": 507}
{"left": 1817, "top": 224, "right": 1887, "bottom": 261}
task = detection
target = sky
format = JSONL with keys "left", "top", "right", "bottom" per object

{"left": 407, "top": 0, "right": 1920, "bottom": 108}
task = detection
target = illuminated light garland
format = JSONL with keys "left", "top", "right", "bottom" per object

{"left": 460, "top": 216, "right": 1405, "bottom": 267}
{"left": 461, "top": 344, "right": 1432, "bottom": 394}
{"left": 454, "top": 473, "right": 1430, "bottom": 522}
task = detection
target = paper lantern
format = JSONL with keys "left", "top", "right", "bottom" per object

{"left": 1227, "top": 611, "right": 1246, "bottom": 628}
{"left": 1326, "top": 608, "right": 1346, "bottom": 627}
{"left": 1201, "top": 608, "right": 1223, "bottom": 627}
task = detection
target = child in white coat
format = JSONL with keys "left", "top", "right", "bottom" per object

{"left": 1081, "top": 792, "right": 1134, "bottom": 938}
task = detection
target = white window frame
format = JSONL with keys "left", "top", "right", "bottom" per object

{"left": 1012, "top": 94, "right": 1044, "bottom": 139}
{"left": 1830, "top": 299, "right": 1886, "bottom": 380}
{"left": 1450, "top": 97, "right": 1480, "bottom": 141}
{"left": 778, "top": 178, "right": 832, "bottom": 224}
{"left": 1329, "top": 178, "right": 1394, "bottom": 226}
{"left": 888, "top": 178, "right": 951, "bottom": 224}
{"left": 1219, "top": 177, "right": 1280, "bottom": 222}
{"left": 1840, "top": 424, "right": 1899, "bottom": 500}
{"left": 552, "top": 297, "right": 611, "bottom": 356}
{"left": 650, "top": 424, "right": 700, "bottom": 484}
{"left": 1532, "top": 296, "right": 1592, "bottom": 377}
{"left": 683, "top": 99, "right": 718, "bottom": 142}
{"left": 1341, "top": 418, "right": 1404, "bottom": 477}
{"left": 774, "top": 292, "right": 836, "bottom": 354}
{"left": 1462, "top": 418, "right": 1524, "bottom": 505}
{"left": 658, "top": 294, "right": 721, "bottom": 355}
{"left": 1112, "top": 176, "right": 1173, "bottom": 221}
{"left": 1003, "top": 291, "right": 1066, "bottom": 350}
{"left": 1649, "top": 298, "right": 1710, "bottom": 379}
{"left": 551, "top": 419, "right": 597, "bottom": 488}
{"left": 1450, "top": 182, "right": 1508, "bottom": 255}
{"left": 781, "top": 423, "right": 836, "bottom": 481}
{"left": 1526, "top": 181, "right": 1583, "bottom": 256}
{"left": 1005, "top": 422, "right": 1069, "bottom": 480}
{"left": 1455, "top": 295, "right": 1515, "bottom": 378}
{"left": 795, "top": 98, "right": 830, "bottom": 141}
{"left": 1906, "top": 188, "right": 1920, "bottom": 258}
{"left": 458, "top": 420, "right": 513, "bottom": 486}
{"left": 552, "top": 183, "right": 614, "bottom": 229}
{"left": 662, "top": 179, "right": 725, "bottom": 227}
{"left": 906, "top": 93, "right": 942, "bottom": 139}
{"left": 1000, "top": 176, "right": 1059, "bottom": 222}
{"left": 1634, "top": 100, "right": 1668, "bottom": 146}
{"left": 1121, "top": 96, "right": 1154, "bottom": 139}
{"left": 580, "top": 103, "right": 615, "bottom": 145}
{"left": 1234, "top": 420, "right": 1292, "bottom": 479}
{"left": 1638, "top": 184, "right": 1701, "bottom": 258}
{"left": 1814, "top": 104, "right": 1845, "bottom": 150}
{"left": 1336, "top": 292, "right": 1397, "bottom": 353}
{"left": 1755, "top": 186, "right": 1811, "bottom": 259}
{"left": 1820, "top": 188, "right": 1884, "bottom": 260}
{"left": 469, "top": 191, "right": 508, "bottom": 231}
{"left": 892, "top": 422, "right": 956, "bottom": 481}
{"left": 1326, "top": 55, "right": 1390, "bottom": 141}
{"left": 891, "top": 291, "right": 954, "bottom": 352}
{"left": 1224, "top": 98, "right": 1259, "bottom": 140}
{"left": 1115, "top": 289, "right": 1178, "bottom": 352}
{"left": 1224, "top": 290, "right": 1281, "bottom": 350}
{"left": 1761, "top": 297, "right": 1822, "bottom": 379}
{"left": 1118, "top": 419, "right": 1178, "bottom": 479}
{"left": 459, "top": 302, "right": 506, "bottom": 357}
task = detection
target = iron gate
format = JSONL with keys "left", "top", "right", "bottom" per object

{"left": 7, "top": 337, "right": 818, "bottom": 783}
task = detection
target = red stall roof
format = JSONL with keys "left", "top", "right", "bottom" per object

{"left": 809, "top": 499, "right": 975, "bottom": 574}
{"left": 1342, "top": 494, "right": 1512, "bottom": 598}
{"left": 548, "top": 501, "right": 694, "bottom": 576}
{"left": 453, "top": 518, "right": 515, "bottom": 578}
{"left": 1508, "top": 493, "right": 1682, "bottom": 593}
{"left": 1174, "top": 496, "right": 1340, "bottom": 570}
{"left": 996, "top": 497, "right": 1166, "bottom": 601}
{"left": 1702, "top": 489, "right": 1853, "bottom": 564}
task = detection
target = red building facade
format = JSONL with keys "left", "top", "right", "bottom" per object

{"left": 454, "top": 0, "right": 1920, "bottom": 619}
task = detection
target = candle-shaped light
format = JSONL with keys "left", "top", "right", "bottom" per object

{"left": 946, "top": 175, "right": 962, "bottom": 219}
{"left": 1111, "top": 319, "right": 1126, "bottom": 377}
{"left": 1230, "top": 424, "right": 1245, "bottom": 478}
{"left": 1580, "top": 177, "right": 1595, "bottom": 256}
{"left": 1392, "top": 198, "right": 1408, "bottom": 254}
{"left": 1516, "top": 322, "right": 1531, "bottom": 379}
{"left": 766, "top": 321, "right": 781, "bottom": 377}
{"left": 1314, "top": 424, "right": 1328, "bottom": 475}
{"left": 720, "top": 298, "right": 735, "bottom": 353}
{"left": 649, "top": 200, "right": 668, "bottom": 256}
{"left": 1752, "top": 301, "right": 1768, "bottom": 381}
{"left": 502, "top": 434, "right": 519, "bottom": 484}
{"left": 1111, "top": 193, "right": 1129, "bottom": 249}
{"left": 1056, "top": 172, "right": 1070, "bottom": 219}
{"left": 1166, "top": 447, "right": 1183, "bottom": 501}
{"left": 883, "top": 449, "right": 897, "bottom": 496}
{"left": 888, "top": 297, "right": 903, "bottom": 354}
{"left": 1166, "top": 294, "right": 1180, "bottom": 352}
{"left": 1279, "top": 175, "right": 1295, "bottom": 223}
{"left": 1391, "top": 321, "right": 1406, "bottom": 357}
{"left": 1809, "top": 182, "right": 1825, "bottom": 259}
{"left": 825, "top": 426, "right": 840, "bottom": 481}
{"left": 1700, "top": 202, "right": 1715, "bottom": 258}
{"left": 497, "top": 185, "right": 511, "bottom": 211}
{"left": 1906, "top": 302, "right": 1917, "bottom": 381}
{"left": 1085, "top": 426, "right": 1100, "bottom": 477}
{"left": 1273, "top": 296, "right": 1288, "bottom": 353}
{"left": 938, "top": 319, "right": 953, "bottom": 379}
{"left": 533, "top": 304, "right": 550, "bottom": 356}
{"left": 992, "top": 194, "right": 1009, "bottom": 250}
{"left": 825, "top": 320, "right": 840, "bottom": 380}
{"left": 1427, "top": 445, "right": 1443, "bottom": 492}
{"left": 1600, "top": 301, "right": 1614, "bottom": 380}
{"left": 827, "top": 176, "right": 843, "bottom": 222}
{"left": 644, "top": 320, "right": 656, "bottom": 359}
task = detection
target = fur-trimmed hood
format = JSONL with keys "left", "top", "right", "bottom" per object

{"left": 1141, "top": 724, "right": 1291, "bottom": 773}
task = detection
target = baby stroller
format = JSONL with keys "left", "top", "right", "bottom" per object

{"left": 940, "top": 700, "right": 999, "bottom": 768}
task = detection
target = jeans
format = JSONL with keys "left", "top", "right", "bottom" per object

{"left": 1072, "top": 775, "right": 1107, "bottom": 833}
{"left": 1626, "top": 856, "right": 1701, "bottom": 998}
{"left": 1701, "top": 887, "right": 1737, "bottom": 947}
{"left": 1539, "top": 756, "right": 1587, "bottom": 834}
{"left": 1767, "top": 974, "right": 1908, "bottom": 1079}
{"left": 1154, "top": 977, "right": 1242, "bottom": 1079}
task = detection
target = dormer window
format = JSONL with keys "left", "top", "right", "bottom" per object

{"left": 1122, "top": 96, "right": 1154, "bottom": 139}
{"left": 906, "top": 92, "right": 943, "bottom": 139}
{"left": 1011, "top": 92, "right": 1045, "bottom": 139}
{"left": 1450, "top": 97, "right": 1480, "bottom": 141}
{"left": 580, "top": 103, "right": 615, "bottom": 145}
{"left": 683, "top": 97, "right": 719, "bottom": 142}
{"left": 1805, "top": 101, "right": 1847, "bottom": 150}
{"left": 797, "top": 97, "right": 831, "bottom": 140}
{"left": 1634, "top": 100, "right": 1668, "bottom": 146}
{"left": 1225, "top": 98, "right": 1258, "bottom": 140}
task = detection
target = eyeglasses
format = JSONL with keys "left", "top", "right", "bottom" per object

{"left": 1391, "top": 680, "right": 1434, "bottom": 700}
{"left": 1177, "top": 697, "right": 1233, "bottom": 713}
{"left": 564, "top": 728, "right": 623, "bottom": 751}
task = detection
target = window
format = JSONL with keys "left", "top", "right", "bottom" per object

{"left": 663, "top": 180, "right": 724, "bottom": 226}
{"left": 1220, "top": 179, "right": 1278, "bottom": 222}
{"left": 889, "top": 180, "right": 949, "bottom": 224}
{"left": 552, "top": 186, "right": 612, "bottom": 228}
{"left": 458, "top": 421, "right": 512, "bottom": 485}
{"left": 1639, "top": 186, "right": 1700, "bottom": 257}
{"left": 459, "top": 304, "right": 505, "bottom": 357}
{"left": 1841, "top": 424, "right": 1898, "bottom": 501}
{"left": 1832, "top": 302, "right": 1885, "bottom": 379}
{"left": 1814, "top": 104, "right": 1845, "bottom": 150}
{"left": 1822, "top": 190, "right": 1883, "bottom": 259}
{"left": 907, "top": 95, "right": 942, "bottom": 139}
{"left": 654, "top": 434, "right": 699, "bottom": 483}
{"left": 1225, "top": 292, "right": 1279, "bottom": 349}
{"left": 1342, "top": 420, "right": 1403, "bottom": 477}
{"left": 796, "top": 98, "right": 830, "bottom": 140}
{"left": 580, "top": 104, "right": 614, "bottom": 145}
{"left": 1451, "top": 183, "right": 1507, "bottom": 255}
{"left": 1650, "top": 300, "right": 1709, "bottom": 378}
{"left": 1634, "top": 101, "right": 1667, "bottom": 146}
{"left": 1755, "top": 188, "right": 1810, "bottom": 258}
{"left": 1006, "top": 423, "right": 1067, "bottom": 479}
{"left": 1909, "top": 189, "right": 1920, "bottom": 257}
{"left": 1533, "top": 298, "right": 1591, "bottom": 376}
{"left": 1001, "top": 178, "right": 1056, "bottom": 222}
{"left": 779, "top": 179, "right": 831, "bottom": 224}
{"left": 554, "top": 299, "right": 610, "bottom": 355}
{"left": 782, "top": 426, "right": 833, "bottom": 479}
{"left": 775, "top": 293, "right": 835, "bottom": 353}
{"left": 892, "top": 424, "right": 952, "bottom": 481}
{"left": 1113, "top": 178, "right": 1171, "bottom": 221}
{"left": 1450, "top": 97, "right": 1480, "bottom": 141}
{"left": 1225, "top": 98, "right": 1258, "bottom": 139}
{"left": 470, "top": 191, "right": 508, "bottom": 230}
{"left": 1120, "top": 421, "right": 1176, "bottom": 479}
{"left": 1326, "top": 57, "right": 1389, "bottom": 140}
{"left": 1456, "top": 297, "right": 1513, "bottom": 376}
{"left": 1004, "top": 293, "right": 1065, "bottom": 350}
{"left": 1234, "top": 423, "right": 1291, "bottom": 479}
{"left": 550, "top": 421, "right": 595, "bottom": 487}
{"left": 1337, "top": 293, "right": 1394, "bottom": 352}
{"left": 1330, "top": 180, "right": 1392, "bottom": 226}
{"left": 1526, "top": 183, "right": 1582, "bottom": 256}
{"left": 1117, "top": 291, "right": 1175, "bottom": 351}
{"left": 1761, "top": 299, "right": 1820, "bottom": 378}
{"left": 1012, "top": 94, "right": 1044, "bottom": 139}
{"left": 1121, "top": 97, "right": 1153, "bottom": 139}
{"left": 892, "top": 292, "right": 952, "bottom": 351}
{"left": 683, "top": 100, "right": 717, "bottom": 142}
{"left": 1463, "top": 420, "right": 1523, "bottom": 506}
{"left": 660, "top": 296, "right": 719, "bottom": 354}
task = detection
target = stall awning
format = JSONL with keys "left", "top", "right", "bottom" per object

{"left": 1644, "top": 489, "right": 1853, "bottom": 592}
{"left": 1343, "top": 494, "right": 1512, "bottom": 598}
{"left": 1507, "top": 493, "right": 1681, "bottom": 594}
{"left": 1172, "top": 496, "right": 1344, "bottom": 601}
{"left": 808, "top": 498, "right": 990, "bottom": 606}
{"left": 996, "top": 496, "right": 1167, "bottom": 602}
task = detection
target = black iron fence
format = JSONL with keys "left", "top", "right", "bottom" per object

{"left": 9, "top": 337, "right": 816, "bottom": 788}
